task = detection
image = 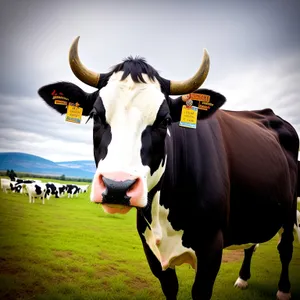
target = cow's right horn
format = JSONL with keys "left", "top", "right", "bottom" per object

{"left": 69, "top": 36, "right": 100, "bottom": 88}
{"left": 169, "top": 49, "right": 210, "bottom": 95}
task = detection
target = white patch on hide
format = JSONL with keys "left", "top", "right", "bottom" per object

{"left": 295, "top": 210, "right": 300, "bottom": 242}
{"left": 276, "top": 291, "right": 291, "bottom": 300}
{"left": 92, "top": 72, "right": 166, "bottom": 207}
{"left": 144, "top": 191, "right": 196, "bottom": 270}
{"left": 147, "top": 155, "right": 167, "bottom": 192}
{"left": 234, "top": 277, "right": 248, "bottom": 289}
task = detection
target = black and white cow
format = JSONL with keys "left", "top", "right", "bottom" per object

{"left": 45, "top": 182, "right": 66, "bottom": 199}
{"left": 66, "top": 184, "right": 81, "bottom": 198}
{"left": 23, "top": 183, "right": 47, "bottom": 204}
{"left": 38, "top": 37, "right": 300, "bottom": 300}
{"left": 10, "top": 181, "right": 24, "bottom": 193}
{"left": 56, "top": 183, "right": 67, "bottom": 197}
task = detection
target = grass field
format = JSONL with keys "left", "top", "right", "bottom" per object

{"left": 0, "top": 178, "right": 300, "bottom": 300}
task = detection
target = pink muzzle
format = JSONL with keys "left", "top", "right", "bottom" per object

{"left": 92, "top": 171, "right": 144, "bottom": 213}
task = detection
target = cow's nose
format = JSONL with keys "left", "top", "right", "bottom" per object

{"left": 101, "top": 176, "right": 137, "bottom": 205}
{"left": 91, "top": 172, "right": 144, "bottom": 211}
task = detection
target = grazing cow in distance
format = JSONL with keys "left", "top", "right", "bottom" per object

{"left": 0, "top": 179, "right": 23, "bottom": 193}
{"left": 1, "top": 178, "right": 13, "bottom": 193}
{"left": 23, "top": 183, "right": 47, "bottom": 204}
{"left": 38, "top": 36, "right": 300, "bottom": 300}
{"left": 45, "top": 182, "right": 64, "bottom": 199}
{"left": 10, "top": 182, "right": 24, "bottom": 193}
{"left": 78, "top": 184, "right": 89, "bottom": 193}
{"left": 66, "top": 184, "right": 81, "bottom": 198}
{"left": 55, "top": 183, "right": 67, "bottom": 197}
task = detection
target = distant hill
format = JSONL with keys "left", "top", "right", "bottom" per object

{"left": 56, "top": 160, "right": 96, "bottom": 173}
{"left": 0, "top": 152, "right": 94, "bottom": 179}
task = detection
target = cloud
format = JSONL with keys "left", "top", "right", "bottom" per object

{"left": 0, "top": 93, "right": 94, "bottom": 161}
{"left": 1, "top": 51, "right": 299, "bottom": 163}
{"left": 210, "top": 52, "right": 300, "bottom": 138}
{"left": 0, "top": 0, "right": 299, "bottom": 161}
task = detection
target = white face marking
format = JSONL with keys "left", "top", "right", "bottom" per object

{"left": 144, "top": 191, "right": 197, "bottom": 270}
{"left": 90, "top": 72, "right": 167, "bottom": 207}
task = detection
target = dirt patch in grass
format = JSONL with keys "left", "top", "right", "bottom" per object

{"left": 95, "top": 265, "right": 120, "bottom": 278}
{"left": 98, "top": 251, "right": 112, "bottom": 260}
{"left": 222, "top": 250, "right": 244, "bottom": 263}
{"left": 0, "top": 260, "right": 25, "bottom": 275}
{"left": 126, "top": 276, "right": 151, "bottom": 290}
{"left": 53, "top": 250, "right": 73, "bottom": 258}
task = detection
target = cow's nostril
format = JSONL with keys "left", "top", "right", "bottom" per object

{"left": 98, "top": 175, "right": 105, "bottom": 189}
{"left": 127, "top": 177, "right": 140, "bottom": 192}
{"left": 102, "top": 177, "right": 136, "bottom": 193}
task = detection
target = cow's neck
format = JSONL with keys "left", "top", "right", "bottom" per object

{"left": 141, "top": 147, "right": 197, "bottom": 270}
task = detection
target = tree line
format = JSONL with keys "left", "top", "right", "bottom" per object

{"left": 1, "top": 170, "right": 92, "bottom": 183}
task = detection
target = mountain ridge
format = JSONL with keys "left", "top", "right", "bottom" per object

{"left": 0, "top": 152, "right": 95, "bottom": 178}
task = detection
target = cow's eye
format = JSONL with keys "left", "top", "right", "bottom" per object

{"left": 160, "top": 117, "right": 172, "bottom": 128}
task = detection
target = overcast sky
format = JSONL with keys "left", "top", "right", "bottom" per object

{"left": 0, "top": 0, "right": 299, "bottom": 162}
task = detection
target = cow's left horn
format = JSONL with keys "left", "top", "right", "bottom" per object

{"left": 69, "top": 36, "right": 100, "bottom": 88}
{"left": 169, "top": 49, "right": 210, "bottom": 95}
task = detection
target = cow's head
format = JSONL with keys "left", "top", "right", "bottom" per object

{"left": 38, "top": 37, "right": 226, "bottom": 214}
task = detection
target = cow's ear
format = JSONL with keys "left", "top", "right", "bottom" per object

{"left": 169, "top": 89, "right": 226, "bottom": 122}
{"left": 38, "top": 82, "right": 99, "bottom": 116}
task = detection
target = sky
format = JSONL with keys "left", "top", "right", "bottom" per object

{"left": 0, "top": 0, "right": 299, "bottom": 162}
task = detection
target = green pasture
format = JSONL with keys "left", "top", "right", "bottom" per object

{"left": 0, "top": 182, "right": 299, "bottom": 300}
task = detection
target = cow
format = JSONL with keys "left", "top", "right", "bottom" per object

{"left": 1, "top": 178, "right": 13, "bottom": 193}
{"left": 38, "top": 36, "right": 300, "bottom": 300}
{"left": 77, "top": 184, "right": 89, "bottom": 193}
{"left": 66, "top": 184, "right": 81, "bottom": 198}
{"left": 23, "top": 183, "right": 47, "bottom": 204}
{"left": 46, "top": 182, "right": 66, "bottom": 200}
{"left": 0, "top": 179, "right": 24, "bottom": 193}
{"left": 55, "top": 183, "right": 67, "bottom": 197}
{"left": 10, "top": 181, "right": 24, "bottom": 193}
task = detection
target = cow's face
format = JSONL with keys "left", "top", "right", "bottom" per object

{"left": 38, "top": 37, "right": 216, "bottom": 214}
{"left": 90, "top": 72, "right": 170, "bottom": 213}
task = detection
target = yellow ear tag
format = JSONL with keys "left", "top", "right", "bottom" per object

{"left": 179, "top": 105, "right": 198, "bottom": 129}
{"left": 65, "top": 103, "right": 83, "bottom": 124}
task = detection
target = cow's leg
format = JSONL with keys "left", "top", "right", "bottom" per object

{"left": 192, "top": 230, "right": 223, "bottom": 300}
{"left": 142, "top": 241, "right": 178, "bottom": 300}
{"left": 234, "top": 244, "right": 258, "bottom": 289}
{"left": 276, "top": 221, "right": 294, "bottom": 300}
